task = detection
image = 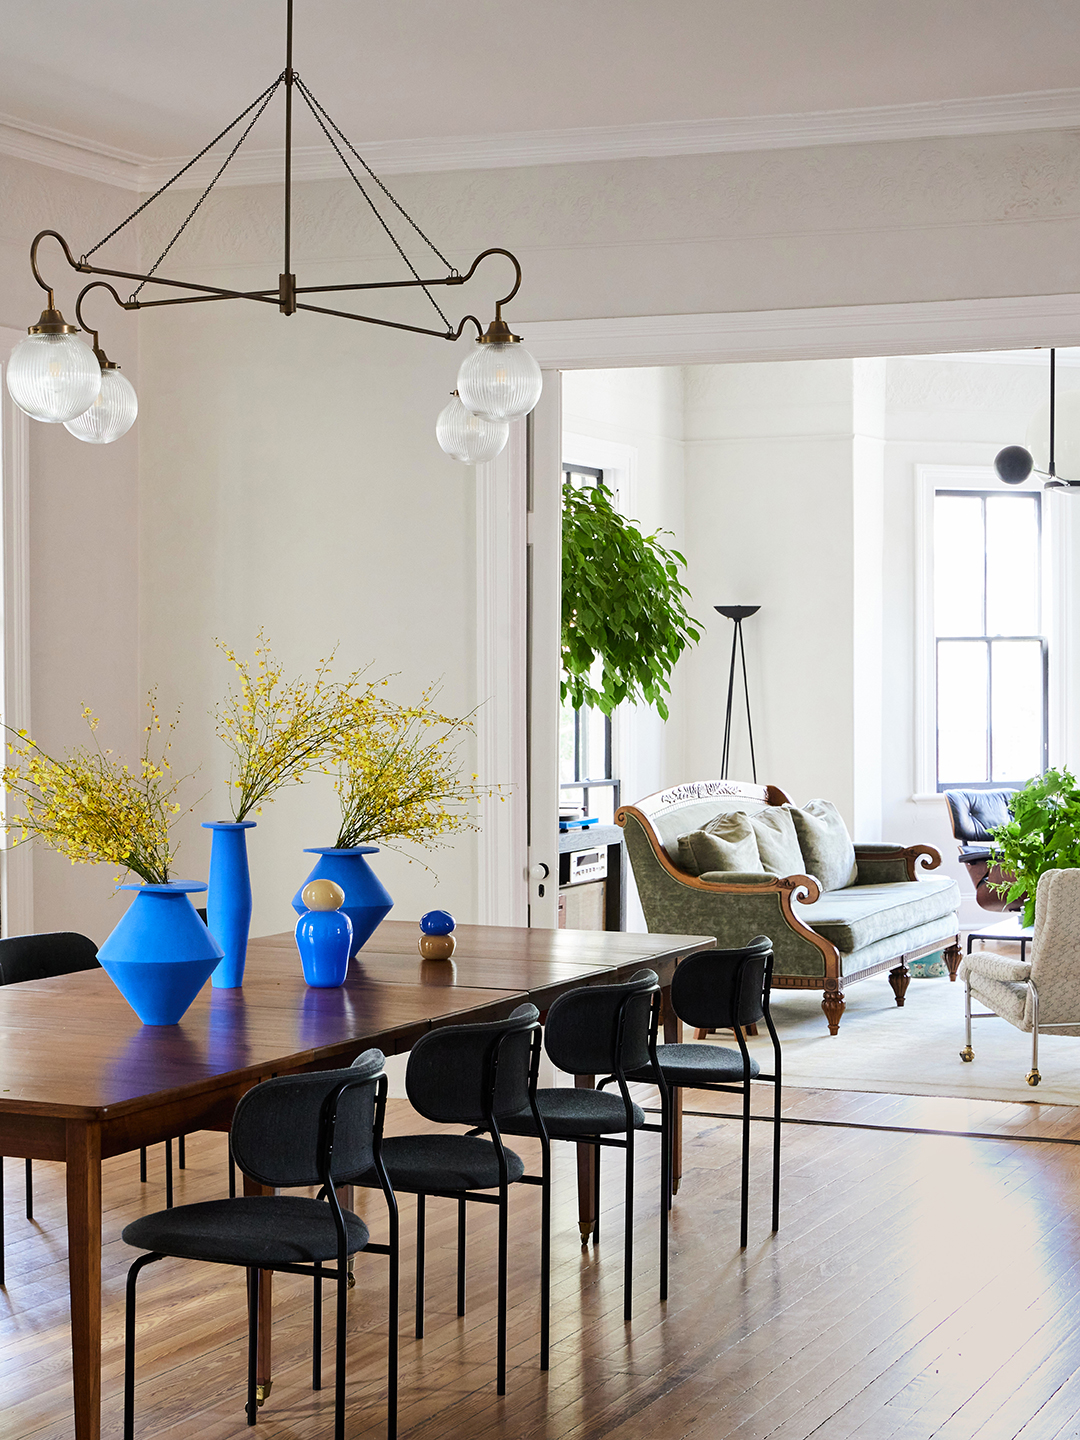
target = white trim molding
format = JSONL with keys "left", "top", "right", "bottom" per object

{"left": 6, "top": 86, "right": 1080, "bottom": 191}
{"left": 475, "top": 420, "right": 529, "bottom": 927}
{"left": 0, "top": 329, "right": 34, "bottom": 938}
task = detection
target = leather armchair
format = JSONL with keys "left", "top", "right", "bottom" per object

{"left": 943, "top": 788, "right": 1022, "bottom": 912}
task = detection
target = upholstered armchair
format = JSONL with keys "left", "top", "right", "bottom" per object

{"left": 960, "top": 867, "right": 1080, "bottom": 1086}
{"left": 943, "top": 787, "right": 1021, "bottom": 913}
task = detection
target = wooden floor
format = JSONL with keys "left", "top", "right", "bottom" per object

{"left": 6, "top": 1086, "right": 1080, "bottom": 1440}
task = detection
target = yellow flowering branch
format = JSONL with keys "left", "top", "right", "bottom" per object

{"left": 215, "top": 632, "right": 379, "bottom": 821}
{"left": 1, "top": 695, "right": 194, "bottom": 885}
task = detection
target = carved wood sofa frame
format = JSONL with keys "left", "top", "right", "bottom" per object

{"left": 616, "top": 780, "right": 962, "bottom": 1035}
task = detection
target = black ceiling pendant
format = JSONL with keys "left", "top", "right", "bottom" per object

{"left": 995, "top": 349, "right": 1080, "bottom": 490}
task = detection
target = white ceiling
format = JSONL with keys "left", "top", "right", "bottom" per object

{"left": 3, "top": 0, "right": 1080, "bottom": 183}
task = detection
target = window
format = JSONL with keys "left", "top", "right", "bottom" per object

{"left": 934, "top": 489, "right": 1047, "bottom": 790}
{"left": 560, "top": 463, "right": 620, "bottom": 824}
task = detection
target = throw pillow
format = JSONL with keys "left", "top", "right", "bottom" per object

{"left": 748, "top": 804, "right": 805, "bottom": 877}
{"left": 790, "top": 798, "right": 857, "bottom": 891}
{"left": 676, "top": 812, "right": 763, "bottom": 876}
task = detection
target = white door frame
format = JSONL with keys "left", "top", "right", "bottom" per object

{"left": 0, "top": 328, "right": 34, "bottom": 937}
{"left": 473, "top": 290, "right": 1080, "bottom": 926}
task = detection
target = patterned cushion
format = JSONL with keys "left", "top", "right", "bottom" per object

{"left": 790, "top": 799, "right": 857, "bottom": 891}
{"left": 794, "top": 876, "right": 960, "bottom": 952}
{"left": 963, "top": 951, "right": 1031, "bottom": 984}
{"left": 677, "top": 812, "right": 763, "bottom": 877}
{"left": 749, "top": 805, "right": 805, "bottom": 877}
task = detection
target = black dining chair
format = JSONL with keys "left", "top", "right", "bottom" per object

{"left": 497, "top": 969, "right": 666, "bottom": 1322}
{"left": 121, "top": 1047, "right": 398, "bottom": 1440}
{"left": 351, "top": 1003, "right": 549, "bottom": 1395}
{"left": 623, "top": 936, "right": 782, "bottom": 1249}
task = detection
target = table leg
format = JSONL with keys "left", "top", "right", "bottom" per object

{"left": 574, "top": 1073, "right": 596, "bottom": 1243}
{"left": 662, "top": 989, "right": 684, "bottom": 1195}
{"left": 243, "top": 1172, "right": 274, "bottom": 1404}
{"left": 66, "top": 1120, "right": 102, "bottom": 1440}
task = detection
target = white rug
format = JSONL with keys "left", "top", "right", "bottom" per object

{"left": 732, "top": 968, "right": 1080, "bottom": 1107}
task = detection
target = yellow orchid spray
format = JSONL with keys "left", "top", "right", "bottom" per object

{"left": 331, "top": 685, "right": 495, "bottom": 860}
{"left": 1, "top": 695, "right": 194, "bottom": 885}
{"left": 215, "top": 632, "right": 378, "bottom": 820}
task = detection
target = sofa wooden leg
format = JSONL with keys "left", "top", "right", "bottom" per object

{"left": 888, "top": 963, "right": 911, "bottom": 1007}
{"left": 943, "top": 943, "right": 961, "bottom": 982}
{"left": 821, "top": 988, "right": 845, "bottom": 1035}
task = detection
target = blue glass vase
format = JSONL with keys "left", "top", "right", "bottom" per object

{"left": 203, "top": 820, "right": 256, "bottom": 988}
{"left": 97, "top": 881, "right": 223, "bottom": 1026}
{"left": 295, "top": 907, "right": 353, "bottom": 987}
{"left": 291, "top": 847, "right": 393, "bottom": 957}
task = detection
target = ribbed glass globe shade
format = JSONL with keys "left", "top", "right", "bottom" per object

{"left": 436, "top": 394, "right": 509, "bottom": 463}
{"left": 456, "top": 341, "right": 543, "bottom": 421}
{"left": 64, "top": 368, "right": 138, "bottom": 444}
{"left": 6, "top": 332, "right": 102, "bottom": 423}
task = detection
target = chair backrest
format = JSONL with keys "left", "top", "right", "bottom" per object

{"left": 943, "top": 789, "right": 1015, "bottom": 845}
{"left": 1027, "top": 870, "right": 1080, "bottom": 1023}
{"left": 542, "top": 970, "right": 658, "bottom": 1076}
{"left": 0, "top": 931, "right": 100, "bottom": 986}
{"left": 669, "top": 937, "right": 773, "bottom": 1032}
{"left": 405, "top": 1003, "right": 539, "bottom": 1126}
{"left": 230, "top": 1048, "right": 385, "bottom": 1188}
{"left": 621, "top": 781, "right": 790, "bottom": 866}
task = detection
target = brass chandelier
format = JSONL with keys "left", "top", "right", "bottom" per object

{"left": 5, "top": 1, "right": 541, "bottom": 461}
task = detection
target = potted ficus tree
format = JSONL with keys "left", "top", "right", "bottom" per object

{"left": 990, "top": 767, "right": 1080, "bottom": 927}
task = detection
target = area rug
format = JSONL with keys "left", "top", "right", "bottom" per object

{"left": 731, "top": 969, "right": 1080, "bottom": 1106}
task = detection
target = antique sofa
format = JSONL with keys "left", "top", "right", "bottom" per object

{"left": 616, "top": 780, "right": 961, "bottom": 1035}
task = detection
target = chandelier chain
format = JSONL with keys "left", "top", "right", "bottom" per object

{"left": 83, "top": 76, "right": 285, "bottom": 264}
{"left": 133, "top": 80, "right": 284, "bottom": 301}
{"left": 294, "top": 78, "right": 453, "bottom": 330}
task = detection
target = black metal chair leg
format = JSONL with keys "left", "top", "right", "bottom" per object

{"left": 415, "top": 1194, "right": 426, "bottom": 1339}
{"left": 334, "top": 1260, "right": 348, "bottom": 1440}
{"left": 165, "top": 1140, "right": 174, "bottom": 1209}
{"left": 246, "top": 1267, "right": 260, "bottom": 1425}
{"left": 229, "top": 1152, "right": 237, "bottom": 1198}
{"left": 312, "top": 1263, "right": 322, "bottom": 1390}
{"left": 125, "top": 1252, "right": 164, "bottom": 1440}
{"left": 139, "top": 1147, "right": 147, "bottom": 1183}
{"left": 0, "top": 1158, "right": 6, "bottom": 1288}
{"left": 496, "top": 1186, "right": 508, "bottom": 1395}
{"left": 740, "top": 1075, "right": 751, "bottom": 1249}
{"left": 659, "top": 1093, "right": 670, "bottom": 1303}
{"left": 24, "top": 1158, "right": 33, "bottom": 1221}
{"left": 456, "top": 1197, "right": 466, "bottom": 1316}
{"left": 593, "top": 1143, "right": 601, "bottom": 1245}
{"left": 771, "top": 1027, "right": 783, "bottom": 1234}
{"left": 540, "top": 1143, "right": 551, "bottom": 1370}
{"left": 387, "top": 1205, "right": 400, "bottom": 1440}
{"left": 178, "top": 1134, "right": 186, "bottom": 1169}
{"left": 623, "top": 1129, "right": 635, "bottom": 1323}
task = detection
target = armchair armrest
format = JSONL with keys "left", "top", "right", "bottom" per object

{"left": 853, "top": 842, "right": 941, "bottom": 884}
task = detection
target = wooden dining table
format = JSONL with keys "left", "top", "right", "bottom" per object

{"left": 0, "top": 920, "right": 713, "bottom": 1440}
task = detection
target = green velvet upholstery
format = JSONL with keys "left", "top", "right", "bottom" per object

{"left": 790, "top": 799, "right": 858, "bottom": 891}
{"left": 853, "top": 844, "right": 916, "bottom": 885}
{"left": 646, "top": 793, "right": 774, "bottom": 865}
{"left": 749, "top": 804, "right": 804, "bottom": 876}
{"left": 838, "top": 915, "right": 959, "bottom": 978}
{"left": 791, "top": 875, "right": 960, "bottom": 952}
{"left": 677, "top": 812, "right": 763, "bottom": 876}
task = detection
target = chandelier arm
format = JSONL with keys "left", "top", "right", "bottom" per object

{"left": 29, "top": 230, "right": 83, "bottom": 308}
{"left": 67, "top": 255, "right": 291, "bottom": 307}
{"left": 74, "top": 281, "right": 129, "bottom": 357}
{"left": 293, "top": 79, "right": 453, "bottom": 330}
{"left": 295, "top": 300, "right": 484, "bottom": 341}
{"left": 453, "top": 248, "right": 523, "bottom": 316}
{"left": 121, "top": 290, "right": 281, "bottom": 310}
{"left": 82, "top": 76, "right": 286, "bottom": 263}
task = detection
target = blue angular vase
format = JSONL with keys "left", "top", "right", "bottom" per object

{"left": 295, "top": 907, "right": 354, "bottom": 987}
{"left": 97, "top": 881, "right": 223, "bottom": 1026}
{"left": 291, "top": 847, "right": 393, "bottom": 958}
{"left": 203, "top": 820, "right": 256, "bottom": 988}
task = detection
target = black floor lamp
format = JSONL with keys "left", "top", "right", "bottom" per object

{"left": 715, "top": 605, "right": 760, "bottom": 782}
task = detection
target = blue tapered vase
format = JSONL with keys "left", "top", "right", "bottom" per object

{"left": 295, "top": 907, "right": 354, "bottom": 987}
{"left": 97, "top": 881, "right": 223, "bottom": 1026}
{"left": 203, "top": 820, "right": 256, "bottom": 988}
{"left": 291, "top": 847, "right": 393, "bottom": 958}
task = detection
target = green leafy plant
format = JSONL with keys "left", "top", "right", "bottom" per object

{"left": 989, "top": 767, "right": 1080, "bottom": 926}
{"left": 561, "top": 478, "right": 700, "bottom": 719}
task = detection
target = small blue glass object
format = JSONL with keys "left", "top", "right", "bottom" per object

{"left": 295, "top": 908, "right": 354, "bottom": 988}
{"left": 420, "top": 909, "right": 455, "bottom": 936}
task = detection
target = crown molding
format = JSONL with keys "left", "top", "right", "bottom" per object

{"left": 517, "top": 294, "right": 1080, "bottom": 370}
{"left": 4, "top": 86, "right": 1080, "bottom": 192}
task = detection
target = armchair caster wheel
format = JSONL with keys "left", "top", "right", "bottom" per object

{"left": 1027, "top": 1069, "right": 1041, "bottom": 1087}
{"left": 255, "top": 1381, "right": 272, "bottom": 1407}
{"left": 959, "top": 1047, "right": 974, "bottom": 1063}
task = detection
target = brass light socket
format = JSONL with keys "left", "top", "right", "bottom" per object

{"left": 28, "top": 307, "right": 79, "bottom": 336}
{"left": 478, "top": 317, "right": 521, "bottom": 345}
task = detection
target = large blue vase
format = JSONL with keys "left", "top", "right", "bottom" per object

{"left": 97, "top": 881, "right": 223, "bottom": 1026}
{"left": 291, "top": 847, "right": 393, "bottom": 958}
{"left": 203, "top": 820, "right": 256, "bottom": 988}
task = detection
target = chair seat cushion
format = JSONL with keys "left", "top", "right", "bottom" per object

{"left": 351, "top": 1133, "right": 524, "bottom": 1192}
{"left": 965, "top": 970, "right": 1030, "bottom": 1030}
{"left": 122, "top": 1195, "right": 369, "bottom": 1267}
{"left": 626, "top": 1043, "right": 760, "bottom": 1085}
{"left": 500, "top": 1087, "right": 645, "bottom": 1137}
{"left": 794, "top": 875, "right": 960, "bottom": 952}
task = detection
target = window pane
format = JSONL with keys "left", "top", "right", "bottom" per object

{"left": 934, "top": 495, "right": 983, "bottom": 636}
{"left": 986, "top": 495, "right": 1039, "bottom": 636}
{"left": 559, "top": 703, "right": 577, "bottom": 785}
{"left": 937, "top": 640, "right": 988, "bottom": 784}
{"left": 990, "top": 640, "right": 1044, "bottom": 783}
